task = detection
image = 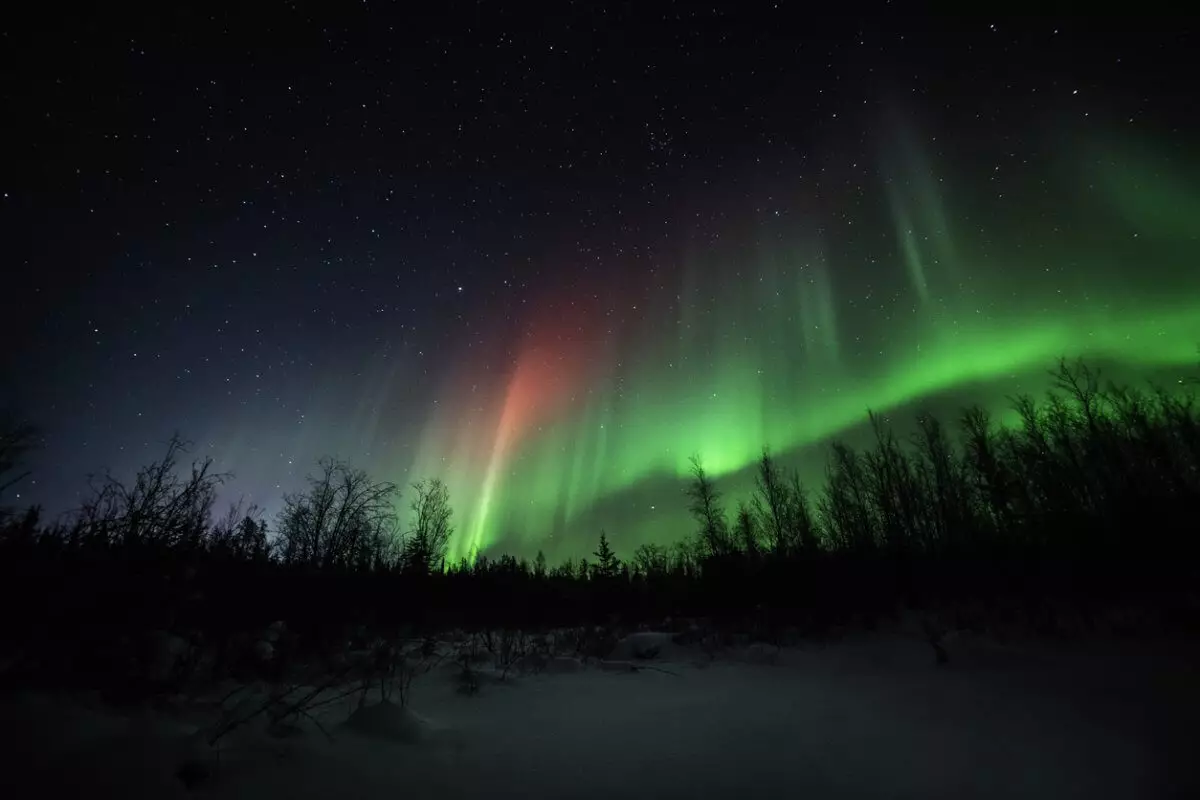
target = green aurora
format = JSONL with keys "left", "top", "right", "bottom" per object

{"left": 401, "top": 121, "right": 1200, "bottom": 563}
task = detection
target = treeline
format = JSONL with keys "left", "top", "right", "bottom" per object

{"left": 0, "top": 358, "right": 1198, "bottom": 691}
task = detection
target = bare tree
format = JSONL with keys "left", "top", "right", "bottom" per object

{"left": 632, "top": 542, "right": 669, "bottom": 577}
{"left": 819, "top": 442, "right": 876, "bottom": 553}
{"left": 750, "top": 448, "right": 820, "bottom": 557}
{"left": 734, "top": 500, "right": 760, "bottom": 556}
{"left": 753, "top": 448, "right": 793, "bottom": 556}
{"left": 77, "top": 434, "right": 225, "bottom": 549}
{"left": 788, "top": 469, "right": 821, "bottom": 553}
{"left": 686, "top": 455, "right": 731, "bottom": 557}
{"left": 402, "top": 477, "right": 454, "bottom": 573}
{"left": 276, "top": 458, "right": 400, "bottom": 570}
{"left": 209, "top": 500, "right": 272, "bottom": 561}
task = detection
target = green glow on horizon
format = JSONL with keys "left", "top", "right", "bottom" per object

{"left": 403, "top": 123, "right": 1200, "bottom": 563}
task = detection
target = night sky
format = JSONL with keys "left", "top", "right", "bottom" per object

{"left": 5, "top": 5, "right": 1199, "bottom": 561}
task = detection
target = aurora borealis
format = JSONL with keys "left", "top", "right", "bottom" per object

{"left": 6, "top": 8, "right": 1199, "bottom": 562}
{"left": 410, "top": 126, "right": 1200, "bottom": 560}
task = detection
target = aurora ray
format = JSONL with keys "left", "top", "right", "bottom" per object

{"left": 402, "top": 121, "right": 1200, "bottom": 563}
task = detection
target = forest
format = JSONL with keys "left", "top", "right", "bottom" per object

{"left": 1, "top": 357, "right": 1197, "bottom": 699}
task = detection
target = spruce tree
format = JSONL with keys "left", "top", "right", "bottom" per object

{"left": 593, "top": 531, "right": 620, "bottom": 579}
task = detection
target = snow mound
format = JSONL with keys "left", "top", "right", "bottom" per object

{"left": 607, "top": 631, "right": 679, "bottom": 661}
{"left": 729, "top": 641, "right": 781, "bottom": 665}
{"left": 342, "top": 700, "right": 436, "bottom": 744}
{"left": 544, "top": 655, "right": 585, "bottom": 674}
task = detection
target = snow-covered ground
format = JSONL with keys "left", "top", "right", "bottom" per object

{"left": 2, "top": 628, "right": 1197, "bottom": 799}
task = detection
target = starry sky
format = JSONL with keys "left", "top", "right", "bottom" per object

{"left": 5, "top": 4, "right": 1199, "bottom": 560}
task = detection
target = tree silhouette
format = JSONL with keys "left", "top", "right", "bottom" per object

{"left": 403, "top": 478, "right": 454, "bottom": 573}
{"left": 753, "top": 448, "right": 792, "bottom": 556}
{"left": 632, "top": 542, "right": 668, "bottom": 577}
{"left": 686, "top": 455, "right": 730, "bottom": 557}
{"left": 275, "top": 457, "right": 399, "bottom": 570}
{"left": 210, "top": 501, "right": 272, "bottom": 561}
{"left": 77, "top": 433, "right": 225, "bottom": 550}
{"left": 735, "top": 500, "right": 760, "bottom": 557}
{"left": 592, "top": 530, "right": 620, "bottom": 579}
{"left": 0, "top": 355, "right": 1197, "bottom": 702}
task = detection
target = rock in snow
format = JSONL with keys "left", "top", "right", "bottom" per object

{"left": 607, "top": 631, "right": 676, "bottom": 661}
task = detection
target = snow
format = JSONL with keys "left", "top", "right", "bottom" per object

{"left": 1, "top": 628, "right": 1196, "bottom": 799}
